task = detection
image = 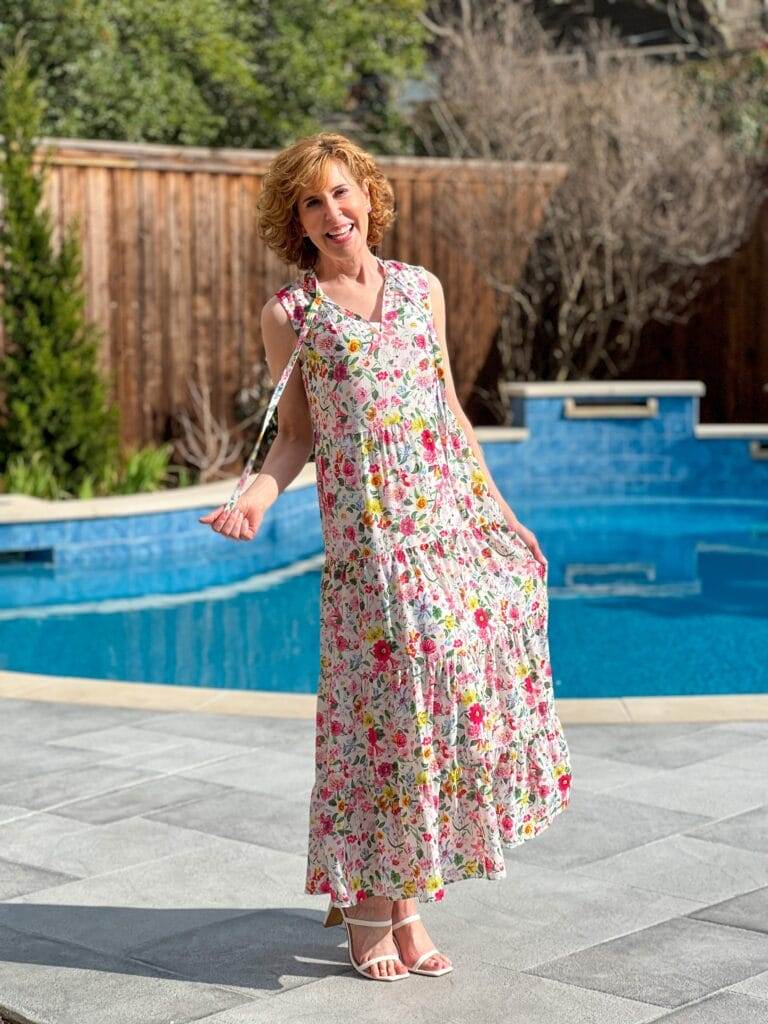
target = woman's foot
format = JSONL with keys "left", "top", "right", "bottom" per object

{"left": 342, "top": 896, "right": 409, "bottom": 979}
{"left": 391, "top": 898, "right": 452, "bottom": 972}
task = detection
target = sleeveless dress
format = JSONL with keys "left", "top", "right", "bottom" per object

{"left": 275, "top": 256, "right": 572, "bottom": 907}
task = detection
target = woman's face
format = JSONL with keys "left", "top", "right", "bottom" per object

{"left": 296, "top": 159, "right": 371, "bottom": 265}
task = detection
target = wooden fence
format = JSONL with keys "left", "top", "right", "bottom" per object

{"left": 0, "top": 138, "right": 565, "bottom": 449}
{"left": 630, "top": 193, "right": 768, "bottom": 425}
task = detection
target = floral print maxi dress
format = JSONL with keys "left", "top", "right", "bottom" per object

{"left": 275, "top": 256, "right": 572, "bottom": 907}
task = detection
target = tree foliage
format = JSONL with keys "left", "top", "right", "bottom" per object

{"left": 0, "top": 0, "right": 428, "bottom": 150}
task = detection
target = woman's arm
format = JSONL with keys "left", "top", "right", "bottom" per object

{"left": 425, "top": 270, "right": 517, "bottom": 519}
{"left": 426, "top": 269, "right": 547, "bottom": 565}
{"left": 198, "top": 295, "right": 314, "bottom": 541}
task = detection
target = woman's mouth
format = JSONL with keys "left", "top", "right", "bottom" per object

{"left": 325, "top": 224, "right": 354, "bottom": 243}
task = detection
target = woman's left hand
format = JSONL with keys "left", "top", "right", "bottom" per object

{"left": 502, "top": 507, "right": 547, "bottom": 567}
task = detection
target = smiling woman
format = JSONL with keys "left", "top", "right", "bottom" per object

{"left": 197, "top": 131, "right": 573, "bottom": 982}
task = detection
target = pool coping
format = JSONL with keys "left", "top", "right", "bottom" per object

{"left": 1, "top": 669, "right": 766, "bottom": 723}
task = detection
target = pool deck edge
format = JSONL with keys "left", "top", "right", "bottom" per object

{"left": 0, "top": 669, "right": 766, "bottom": 723}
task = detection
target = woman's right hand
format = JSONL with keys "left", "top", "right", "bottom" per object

{"left": 198, "top": 495, "right": 265, "bottom": 542}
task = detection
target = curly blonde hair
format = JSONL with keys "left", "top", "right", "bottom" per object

{"left": 257, "top": 132, "right": 396, "bottom": 270}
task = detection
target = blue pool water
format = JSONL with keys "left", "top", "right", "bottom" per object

{"left": 2, "top": 498, "right": 767, "bottom": 698}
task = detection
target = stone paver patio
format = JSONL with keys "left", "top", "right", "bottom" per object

{"left": 0, "top": 697, "right": 767, "bottom": 1023}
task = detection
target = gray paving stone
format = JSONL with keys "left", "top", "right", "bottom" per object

{"left": 557, "top": 751, "right": 662, "bottom": 794}
{"left": 146, "top": 787, "right": 310, "bottom": 856}
{"left": 425, "top": 865, "right": 701, "bottom": 971}
{"left": 502, "top": 787, "right": 707, "bottom": 871}
{"left": 178, "top": 747, "right": 314, "bottom": 802}
{"left": 0, "top": 923, "right": 252, "bottom": 1024}
{"left": 563, "top": 723, "right": 763, "bottom": 770}
{"left": 131, "top": 710, "right": 316, "bottom": 750}
{"left": 605, "top": 761, "right": 767, "bottom": 818}
{"left": 653, "top": 992, "right": 768, "bottom": 1023}
{"left": 0, "top": 763, "right": 161, "bottom": 814}
{"left": 0, "top": 815, "right": 230, "bottom": 878}
{"left": 572, "top": 834, "right": 768, "bottom": 903}
{"left": 53, "top": 774, "right": 233, "bottom": 825}
{"left": 529, "top": 916, "right": 768, "bottom": 1009}
{"left": 705, "top": 736, "right": 768, "bottom": 774}
{"left": 0, "top": 836, "right": 310, "bottom": 957}
{"left": 182, "top": 955, "right": 663, "bottom": 1024}
{"left": 0, "top": 700, "right": 149, "bottom": 742}
{"left": 689, "top": 884, "right": 768, "bottom": 935}
{"left": 0, "top": 738, "right": 102, "bottom": 783}
{"left": 128, "top": 906, "right": 345, "bottom": 995}
{"left": 684, "top": 804, "right": 768, "bottom": 855}
{"left": 0, "top": 857, "right": 76, "bottom": 900}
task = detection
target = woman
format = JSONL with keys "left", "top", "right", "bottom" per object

{"left": 200, "top": 132, "right": 573, "bottom": 982}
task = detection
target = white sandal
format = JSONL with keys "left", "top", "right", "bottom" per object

{"left": 391, "top": 913, "right": 454, "bottom": 976}
{"left": 324, "top": 901, "right": 409, "bottom": 982}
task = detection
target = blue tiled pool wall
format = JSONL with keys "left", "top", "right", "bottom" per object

{"left": 0, "top": 482, "right": 323, "bottom": 590}
{"left": 493, "top": 394, "right": 768, "bottom": 501}
{"left": 1, "top": 391, "right": 765, "bottom": 575}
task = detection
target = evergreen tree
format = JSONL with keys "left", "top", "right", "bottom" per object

{"left": 0, "top": 40, "right": 121, "bottom": 495}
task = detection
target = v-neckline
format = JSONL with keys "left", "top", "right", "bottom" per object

{"left": 310, "top": 256, "right": 388, "bottom": 327}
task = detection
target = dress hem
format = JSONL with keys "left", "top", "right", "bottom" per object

{"left": 305, "top": 790, "right": 572, "bottom": 908}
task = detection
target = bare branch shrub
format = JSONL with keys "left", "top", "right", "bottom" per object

{"left": 172, "top": 356, "right": 244, "bottom": 483}
{"left": 413, "top": 1, "right": 767, "bottom": 392}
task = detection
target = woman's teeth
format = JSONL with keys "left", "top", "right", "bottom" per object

{"left": 326, "top": 224, "right": 354, "bottom": 240}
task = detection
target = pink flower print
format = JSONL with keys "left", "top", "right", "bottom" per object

{"left": 522, "top": 675, "right": 534, "bottom": 694}
{"left": 344, "top": 525, "right": 356, "bottom": 542}
{"left": 372, "top": 639, "right": 393, "bottom": 665}
{"left": 319, "top": 814, "right": 334, "bottom": 836}
{"left": 558, "top": 773, "right": 572, "bottom": 793}
{"left": 385, "top": 309, "right": 398, "bottom": 321}
{"left": 422, "top": 832, "right": 432, "bottom": 842}
{"left": 394, "top": 368, "right": 403, "bottom": 377}
{"left": 367, "top": 726, "right": 380, "bottom": 750}
{"left": 377, "top": 761, "right": 393, "bottom": 781}
{"left": 400, "top": 517, "right": 416, "bottom": 536}
{"left": 331, "top": 719, "right": 343, "bottom": 736}
{"left": 419, "top": 357, "right": 429, "bottom": 371}
{"left": 468, "top": 702, "right": 485, "bottom": 725}
{"left": 474, "top": 608, "right": 489, "bottom": 630}
{"left": 333, "top": 362, "right": 348, "bottom": 381}
{"left": 414, "top": 333, "right": 427, "bottom": 349}
{"left": 420, "top": 636, "right": 437, "bottom": 656}
{"left": 393, "top": 730, "right": 408, "bottom": 749}
{"left": 435, "top": 888, "right": 445, "bottom": 901}
{"left": 395, "top": 547, "right": 407, "bottom": 564}
{"left": 376, "top": 370, "right": 388, "bottom": 380}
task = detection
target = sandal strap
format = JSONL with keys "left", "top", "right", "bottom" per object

{"left": 391, "top": 913, "right": 421, "bottom": 930}
{"left": 342, "top": 913, "right": 394, "bottom": 928}
{"left": 413, "top": 948, "right": 441, "bottom": 970}
{"left": 358, "top": 952, "right": 400, "bottom": 970}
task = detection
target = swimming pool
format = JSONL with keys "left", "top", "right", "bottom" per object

{"left": 3, "top": 497, "right": 766, "bottom": 698}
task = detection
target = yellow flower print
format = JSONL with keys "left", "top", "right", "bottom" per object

{"left": 519, "top": 792, "right": 531, "bottom": 806}
{"left": 554, "top": 763, "right": 567, "bottom": 778}
{"left": 415, "top": 495, "right": 427, "bottom": 510}
{"left": 523, "top": 578, "right": 535, "bottom": 595}
{"left": 347, "top": 337, "right": 361, "bottom": 352}
{"left": 464, "top": 859, "right": 478, "bottom": 876}
{"left": 361, "top": 437, "right": 375, "bottom": 455}
{"left": 383, "top": 410, "right": 402, "bottom": 425}
{"left": 403, "top": 879, "right": 417, "bottom": 897}
{"left": 443, "top": 613, "right": 456, "bottom": 630}
{"left": 460, "top": 689, "right": 476, "bottom": 706}
{"left": 365, "top": 626, "right": 384, "bottom": 643}
{"left": 369, "top": 472, "right": 383, "bottom": 488}
{"left": 307, "top": 349, "right": 321, "bottom": 367}
{"left": 448, "top": 765, "right": 461, "bottom": 786}
{"left": 515, "top": 663, "right": 528, "bottom": 678}
{"left": 522, "top": 820, "right": 535, "bottom": 838}
{"left": 362, "top": 711, "right": 375, "bottom": 726}
{"left": 365, "top": 497, "right": 383, "bottom": 516}
{"left": 411, "top": 415, "right": 427, "bottom": 431}
{"left": 416, "top": 709, "right": 429, "bottom": 728}
{"left": 425, "top": 874, "right": 443, "bottom": 892}
{"left": 421, "top": 746, "right": 433, "bottom": 761}
{"left": 415, "top": 769, "right": 430, "bottom": 785}
{"left": 467, "top": 594, "right": 479, "bottom": 610}
{"left": 471, "top": 468, "right": 486, "bottom": 488}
